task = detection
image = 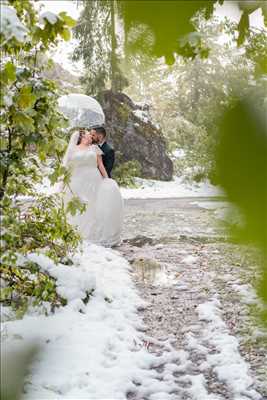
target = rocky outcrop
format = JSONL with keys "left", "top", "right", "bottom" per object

{"left": 101, "top": 91, "right": 173, "bottom": 181}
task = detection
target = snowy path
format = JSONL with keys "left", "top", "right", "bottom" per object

{"left": 2, "top": 197, "right": 267, "bottom": 399}
{"left": 119, "top": 197, "right": 267, "bottom": 400}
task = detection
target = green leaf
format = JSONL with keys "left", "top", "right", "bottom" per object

{"left": 237, "top": 11, "right": 249, "bottom": 46}
{"left": 121, "top": 1, "right": 217, "bottom": 61}
{"left": 17, "top": 86, "right": 37, "bottom": 109}
{"left": 13, "top": 112, "right": 35, "bottom": 132}
{"left": 38, "top": 150, "right": 46, "bottom": 162}
{"left": 54, "top": 137, "right": 67, "bottom": 151}
{"left": 48, "top": 165, "right": 67, "bottom": 185}
{"left": 4, "top": 62, "right": 16, "bottom": 83}
{"left": 66, "top": 196, "right": 86, "bottom": 216}
{"left": 59, "top": 12, "right": 77, "bottom": 28}
{"left": 61, "top": 28, "right": 71, "bottom": 41}
{"left": 0, "top": 287, "right": 13, "bottom": 301}
{"left": 1, "top": 62, "right": 16, "bottom": 86}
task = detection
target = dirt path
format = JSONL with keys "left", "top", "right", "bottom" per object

{"left": 118, "top": 197, "right": 267, "bottom": 400}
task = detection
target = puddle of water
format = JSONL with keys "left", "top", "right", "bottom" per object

{"left": 191, "top": 200, "right": 229, "bottom": 210}
{"left": 133, "top": 258, "right": 178, "bottom": 286}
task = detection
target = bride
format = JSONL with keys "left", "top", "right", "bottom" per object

{"left": 61, "top": 129, "right": 123, "bottom": 247}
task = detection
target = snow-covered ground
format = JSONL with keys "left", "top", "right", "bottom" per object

{"left": 4, "top": 171, "right": 261, "bottom": 399}
{"left": 121, "top": 177, "right": 223, "bottom": 199}
{"left": 2, "top": 243, "right": 181, "bottom": 399}
{"left": 191, "top": 297, "right": 261, "bottom": 400}
{"left": 2, "top": 242, "right": 262, "bottom": 399}
{"left": 34, "top": 175, "right": 223, "bottom": 200}
{"left": 2, "top": 214, "right": 264, "bottom": 398}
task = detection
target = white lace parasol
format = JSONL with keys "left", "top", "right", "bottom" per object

{"left": 58, "top": 93, "right": 105, "bottom": 129}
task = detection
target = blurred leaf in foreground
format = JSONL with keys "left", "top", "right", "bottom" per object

{"left": 121, "top": 0, "right": 217, "bottom": 62}
{"left": 121, "top": 1, "right": 266, "bottom": 62}
{"left": 216, "top": 98, "right": 267, "bottom": 312}
{"left": 1, "top": 344, "right": 38, "bottom": 400}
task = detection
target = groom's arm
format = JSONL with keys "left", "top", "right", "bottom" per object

{"left": 105, "top": 148, "right": 115, "bottom": 176}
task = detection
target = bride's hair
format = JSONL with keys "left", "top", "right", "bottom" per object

{"left": 77, "top": 128, "right": 86, "bottom": 145}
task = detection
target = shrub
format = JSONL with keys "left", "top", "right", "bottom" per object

{"left": 113, "top": 159, "right": 142, "bottom": 187}
{"left": 0, "top": 1, "right": 79, "bottom": 311}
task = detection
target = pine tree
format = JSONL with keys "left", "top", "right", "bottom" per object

{"left": 73, "top": 0, "right": 127, "bottom": 97}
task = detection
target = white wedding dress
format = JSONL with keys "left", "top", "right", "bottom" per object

{"left": 63, "top": 143, "right": 123, "bottom": 247}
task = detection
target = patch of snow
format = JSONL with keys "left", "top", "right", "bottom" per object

{"left": 35, "top": 176, "right": 55, "bottom": 195}
{"left": 231, "top": 283, "right": 260, "bottom": 306}
{"left": 1, "top": 307, "right": 16, "bottom": 323}
{"left": 34, "top": 174, "right": 222, "bottom": 201}
{"left": 181, "top": 255, "right": 198, "bottom": 264}
{"left": 2, "top": 243, "right": 179, "bottom": 399}
{"left": 191, "top": 200, "right": 246, "bottom": 226}
{"left": 191, "top": 201, "right": 228, "bottom": 210}
{"left": 195, "top": 297, "right": 261, "bottom": 400}
{"left": 132, "top": 107, "right": 160, "bottom": 130}
{"left": 188, "top": 374, "right": 222, "bottom": 400}
{"left": 3, "top": 95, "right": 13, "bottom": 107}
{"left": 127, "top": 106, "right": 161, "bottom": 129}
{"left": 26, "top": 251, "right": 96, "bottom": 303}
{"left": 172, "top": 148, "right": 186, "bottom": 159}
{"left": 122, "top": 177, "right": 222, "bottom": 199}
{"left": 133, "top": 109, "right": 149, "bottom": 124}
{"left": 0, "top": 4, "right": 28, "bottom": 43}
{"left": 39, "top": 11, "right": 58, "bottom": 25}
{"left": 134, "top": 101, "right": 149, "bottom": 108}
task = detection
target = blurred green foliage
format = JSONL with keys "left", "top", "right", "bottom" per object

{"left": 124, "top": 15, "right": 266, "bottom": 184}
{"left": 216, "top": 99, "right": 267, "bottom": 314}
{"left": 121, "top": 1, "right": 266, "bottom": 62}
{"left": 121, "top": 0, "right": 218, "bottom": 62}
{"left": 1, "top": 345, "right": 38, "bottom": 400}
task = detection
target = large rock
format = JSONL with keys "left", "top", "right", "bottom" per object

{"left": 101, "top": 90, "right": 173, "bottom": 181}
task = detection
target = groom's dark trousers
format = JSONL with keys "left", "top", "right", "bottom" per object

{"left": 98, "top": 142, "right": 115, "bottom": 178}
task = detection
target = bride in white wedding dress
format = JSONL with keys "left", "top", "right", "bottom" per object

{"left": 62, "top": 129, "right": 123, "bottom": 247}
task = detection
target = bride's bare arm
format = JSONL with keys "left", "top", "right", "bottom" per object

{"left": 97, "top": 155, "right": 108, "bottom": 178}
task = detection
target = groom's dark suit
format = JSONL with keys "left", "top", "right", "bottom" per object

{"left": 98, "top": 142, "right": 115, "bottom": 178}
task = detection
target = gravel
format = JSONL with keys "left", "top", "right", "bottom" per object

{"left": 119, "top": 197, "right": 267, "bottom": 399}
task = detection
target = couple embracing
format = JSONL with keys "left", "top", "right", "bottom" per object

{"left": 61, "top": 126, "right": 123, "bottom": 247}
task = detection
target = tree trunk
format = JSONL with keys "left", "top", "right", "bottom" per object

{"left": 0, "top": 129, "right": 12, "bottom": 200}
{"left": 110, "top": 0, "right": 117, "bottom": 92}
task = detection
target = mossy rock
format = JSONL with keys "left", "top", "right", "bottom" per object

{"left": 101, "top": 90, "right": 173, "bottom": 181}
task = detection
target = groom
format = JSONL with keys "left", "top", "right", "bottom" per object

{"left": 91, "top": 127, "right": 115, "bottom": 178}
